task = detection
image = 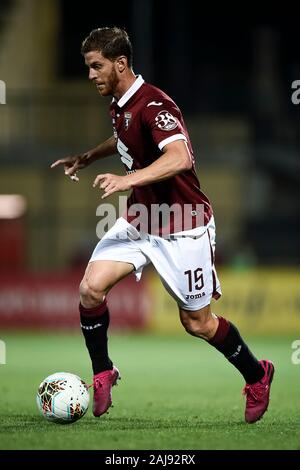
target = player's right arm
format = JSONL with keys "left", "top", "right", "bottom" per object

{"left": 50, "top": 135, "right": 117, "bottom": 181}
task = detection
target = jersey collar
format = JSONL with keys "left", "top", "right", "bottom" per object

{"left": 115, "top": 75, "right": 144, "bottom": 108}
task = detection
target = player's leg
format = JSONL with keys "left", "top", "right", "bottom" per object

{"left": 79, "top": 217, "right": 149, "bottom": 417}
{"left": 145, "top": 220, "right": 274, "bottom": 423}
{"left": 80, "top": 259, "right": 134, "bottom": 308}
{"left": 179, "top": 305, "right": 274, "bottom": 423}
{"left": 179, "top": 304, "right": 266, "bottom": 383}
{"left": 79, "top": 259, "right": 134, "bottom": 417}
{"left": 80, "top": 259, "right": 134, "bottom": 372}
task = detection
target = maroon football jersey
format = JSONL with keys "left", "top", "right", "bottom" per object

{"left": 110, "top": 76, "right": 213, "bottom": 235}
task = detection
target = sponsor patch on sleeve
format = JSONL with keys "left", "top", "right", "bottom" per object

{"left": 155, "top": 110, "right": 178, "bottom": 131}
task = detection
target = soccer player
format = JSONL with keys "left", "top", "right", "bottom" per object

{"left": 51, "top": 27, "right": 274, "bottom": 423}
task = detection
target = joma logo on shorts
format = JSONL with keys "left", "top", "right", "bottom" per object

{"left": 185, "top": 292, "right": 205, "bottom": 300}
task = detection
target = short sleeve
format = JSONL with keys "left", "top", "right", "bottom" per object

{"left": 141, "top": 99, "right": 187, "bottom": 151}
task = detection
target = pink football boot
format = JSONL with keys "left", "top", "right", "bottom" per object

{"left": 92, "top": 366, "right": 120, "bottom": 417}
{"left": 243, "top": 359, "right": 275, "bottom": 423}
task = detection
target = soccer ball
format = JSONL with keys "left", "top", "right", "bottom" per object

{"left": 36, "top": 372, "right": 90, "bottom": 424}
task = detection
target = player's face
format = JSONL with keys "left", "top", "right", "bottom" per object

{"left": 84, "top": 51, "right": 118, "bottom": 97}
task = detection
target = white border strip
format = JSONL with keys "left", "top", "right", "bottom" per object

{"left": 117, "top": 75, "right": 145, "bottom": 108}
{"left": 158, "top": 133, "right": 187, "bottom": 151}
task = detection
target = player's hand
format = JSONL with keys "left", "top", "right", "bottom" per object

{"left": 93, "top": 173, "right": 132, "bottom": 199}
{"left": 50, "top": 153, "right": 92, "bottom": 182}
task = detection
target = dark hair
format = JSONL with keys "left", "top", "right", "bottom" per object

{"left": 81, "top": 27, "right": 133, "bottom": 67}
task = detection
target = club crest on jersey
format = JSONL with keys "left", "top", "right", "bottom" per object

{"left": 124, "top": 112, "right": 132, "bottom": 130}
{"left": 155, "top": 110, "right": 178, "bottom": 131}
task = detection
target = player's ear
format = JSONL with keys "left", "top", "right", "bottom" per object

{"left": 116, "top": 56, "right": 127, "bottom": 73}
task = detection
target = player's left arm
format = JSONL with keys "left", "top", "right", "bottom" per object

{"left": 93, "top": 139, "right": 192, "bottom": 199}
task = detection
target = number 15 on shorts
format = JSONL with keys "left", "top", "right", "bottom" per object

{"left": 184, "top": 268, "right": 204, "bottom": 292}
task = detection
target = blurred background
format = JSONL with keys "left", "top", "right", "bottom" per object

{"left": 0, "top": 0, "right": 299, "bottom": 335}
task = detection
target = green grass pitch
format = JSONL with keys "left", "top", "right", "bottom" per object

{"left": 0, "top": 332, "right": 299, "bottom": 450}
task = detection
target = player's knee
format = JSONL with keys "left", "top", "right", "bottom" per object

{"left": 79, "top": 279, "right": 106, "bottom": 308}
{"left": 181, "top": 315, "right": 216, "bottom": 341}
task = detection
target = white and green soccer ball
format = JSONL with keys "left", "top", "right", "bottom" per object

{"left": 36, "top": 372, "right": 90, "bottom": 424}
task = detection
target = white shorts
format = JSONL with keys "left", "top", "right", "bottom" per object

{"left": 90, "top": 217, "right": 222, "bottom": 311}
